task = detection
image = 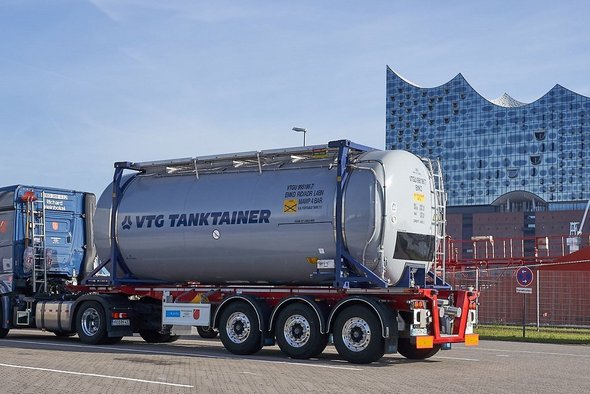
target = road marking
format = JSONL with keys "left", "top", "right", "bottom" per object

{"left": 496, "top": 355, "right": 509, "bottom": 357}
{"left": 432, "top": 355, "right": 480, "bottom": 362}
{"left": 0, "top": 362, "right": 193, "bottom": 388}
{"left": 0, "top": 339, "right": 363, "bottom": 371}
{"left": 462, "top": 347, "right": 590, "bottom": 359}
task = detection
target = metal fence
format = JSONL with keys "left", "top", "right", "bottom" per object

{"left": 447, "top": 264, "right": 590, "bottom": 328}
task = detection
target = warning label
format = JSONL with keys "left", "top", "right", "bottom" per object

{"left": 413, "top": 192, "right": 425, "bottom": 202}
{"left": 283, "top": 183, "right": 324, "bottom": 211}
{"left": 283, "top": 199, "right": 298, "bottom": 213}
{"left": 410, "top": 173, "right": 427, "bottom": 225}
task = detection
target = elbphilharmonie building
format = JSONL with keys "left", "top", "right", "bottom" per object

{"left": 386, "top": 66, "right": 590, "bottom": 253}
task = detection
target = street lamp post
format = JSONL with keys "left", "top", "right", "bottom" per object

{"left": 292, "top": 127, "right": 307, "bottom": 146}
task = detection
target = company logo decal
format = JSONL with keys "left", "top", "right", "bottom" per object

{"left": 121, "top": 216, "right": 133, "bottom": 230}
{"left": 120, "top": 209, "right": 271, "bottom": 230}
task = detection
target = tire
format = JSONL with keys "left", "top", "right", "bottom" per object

{"left": 76, "top": 301, "right": 108, "bottom": 345}
{"left": 139, "top": 330, "right": 179, "bottom": 343}
{"left": 197, "top": 326, "right": 219, "bottom": 339}
{"left": 218, "top": 302, "right": 262, "bottom": 355}
{"left": 0, "top": 303, "right": 9, "bottom": 338}
{"left": 397, "top": 338, "right": 441, "bottom": 360}
{"left": 275, "top": 303, "right": 327, "bottom": 359}
{"left": 333, "top": 305, "right": 385, "bottom": 364}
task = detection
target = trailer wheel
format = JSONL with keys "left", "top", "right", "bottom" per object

{"left": 76, "top": 301, "right": 108, "bottom": 345}
{"left": 275, "top": 303, "right": 327, "bottom": 359}
{"left": 0, "top": 303, "right": 8, "bottom": 338}
{"left": 197, "top": 326, "right": 219, "bottom": 339}
{"left": 397, "top": 338, "right": 441, "bottom": 360}
{"left": 219, "top": 302, "right": 262, "bottom": 355}
{"left": 333, "top": 305, "right": 385, "bottom": 364}
{"left": 139, "top": 330, "right": 179, "bottom": 343}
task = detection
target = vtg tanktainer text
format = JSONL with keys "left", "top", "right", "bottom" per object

{"left": 0, "top": 140, "right": 479, "bottom": 364}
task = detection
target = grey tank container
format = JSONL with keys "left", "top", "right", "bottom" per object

{"left": 95, "top": 144, "right": 436, "bottom": 286}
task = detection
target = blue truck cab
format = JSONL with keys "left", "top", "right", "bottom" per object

{"left": 0, "top": 185, "right": 96, "bottom": 295}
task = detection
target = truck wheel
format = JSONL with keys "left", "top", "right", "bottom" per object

{"left": 197, "top": 326, "right": 219, "bottom": 339}
{"left": 219, "top": 302, "right": 262, "bottom": 355}
{"left": 275, "top": 304, "right": 327, "bottom": 359}
{"left": 333, "top": 305, "right": 385, "bottom": 364}
{"left": 0, "top": 303, "right": 8, "bottom": 338}
{"left": 397, "top": 338, "right": 441, "bottom": 360}
{"left": 76, "top": 301, "right": 108, "bottom": 345}
{"left": 139, "top": 330, "right": 179, "bottom": 343}
{"left": 0, "top": 313, "right": 8, "bottom": 338}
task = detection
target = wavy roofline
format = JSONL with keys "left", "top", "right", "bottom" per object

{"left": 386, "top": 66, "right": 589, "bottom": 109}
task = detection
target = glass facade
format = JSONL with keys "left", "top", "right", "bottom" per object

{"left": 386, "top": 67, "right": 590, "bottom": 207}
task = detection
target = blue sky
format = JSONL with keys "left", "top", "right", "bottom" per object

{"left": 1, "top": 0, "right": 589, "bottom": 194}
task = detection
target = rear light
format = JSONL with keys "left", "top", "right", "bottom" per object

{"left": 20, "top": 191, "right": 37, "bottom": 202}
{"left": 112, "top": 312, "right": 128, "bottom": 319}
{"left": 408, "top": 300, "right": 426, "bottom": 310}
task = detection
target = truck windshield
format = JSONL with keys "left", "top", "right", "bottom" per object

{"left": 393, "top": 231, "right": 434, "bottom": 262}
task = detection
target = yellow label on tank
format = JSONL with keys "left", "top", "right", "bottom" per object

{"left": 283, "top": 199, "right": 298, "bottom": 213}
{"left": 413, "top": 192, "right": 425, "bottom": 202}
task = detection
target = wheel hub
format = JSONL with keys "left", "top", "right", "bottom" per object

{"left": 342, "top": 317, "right": 371, "bottom": 352}
{"left": 81, "top": 308, "right": 101, "bottom": 337}
{"left": 284, "top": 314, "right": 310, "bottom": 348}
{"left": 226, "top": 312, "right": 251, "bottom": 344}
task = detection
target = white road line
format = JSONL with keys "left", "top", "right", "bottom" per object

{"left": 460, "top": 347, "right": 590, "bottom": 359}
{"left": 496, "top": 355, "right": 509, "bottom": 357}
{"left": 0, "top": 339, "right": 363, "bottom": 371}
{"left": 0, "top": 362, "right": 193, "bottom": 388}
{"left": 432, "top": 356, "right": 480, "bottom": 362}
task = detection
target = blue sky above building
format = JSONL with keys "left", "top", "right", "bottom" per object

{"left": 1, "top": 1, "right": 589, "bottom": 194}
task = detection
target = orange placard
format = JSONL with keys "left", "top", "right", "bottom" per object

{"left": 415, "top": 335, "right": 434, "bottom": 349}
{"left": 465, "top": 333, "right": 479, "bottom": 346}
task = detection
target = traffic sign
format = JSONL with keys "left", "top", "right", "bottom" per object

{"left": 516, "top": 267, "right": 534, "bottom": 287}
{"left": 516, "top": 287, "right": 533, "bottom": 294}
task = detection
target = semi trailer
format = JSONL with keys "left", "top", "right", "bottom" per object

{"left": 0, "top": 140, "right": 478, "bottom": 363}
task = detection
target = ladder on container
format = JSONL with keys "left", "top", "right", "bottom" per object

{"left": 424, "top": 158, "right": 447, "bottom": 285}
{"left": 24, "top": 192, "right": 48, "bottom": 293}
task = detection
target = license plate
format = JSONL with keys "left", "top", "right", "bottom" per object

{"left": 410, "top": 327, "right": 428, "bottom": 336}
{"left": 111, "top": 319, "right": 130, "bottom": 326}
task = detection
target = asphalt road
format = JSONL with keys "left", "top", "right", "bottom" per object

{"left": 0, "top": 330, "right": 589, "bottom": 393}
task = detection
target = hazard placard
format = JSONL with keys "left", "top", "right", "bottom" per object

{"left": 283, "top": 199, "right": 298, "bottom": 213}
